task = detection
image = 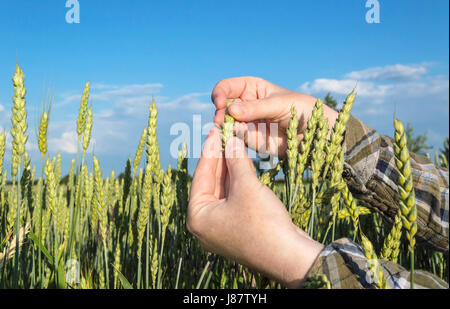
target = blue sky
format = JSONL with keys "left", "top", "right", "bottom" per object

{"left": 0, "top": 0, "right": 448, "bottom": 176}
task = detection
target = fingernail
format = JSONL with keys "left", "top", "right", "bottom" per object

{"left": 229, "top": 103, "right": 244, "bottom": 117}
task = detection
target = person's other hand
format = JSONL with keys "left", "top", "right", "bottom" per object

{"left": 187, "top": 127, "right": 323, "bottom": 288}
{"left": 211, "top": 76, "right": 338, "bottom": 158}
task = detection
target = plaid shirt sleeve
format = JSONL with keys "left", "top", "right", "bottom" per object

{"left": 341, "top": 115, "right": 449, "bottom": 252}
{"left": 303, "top": 238, "right": 449, "bottom": 289}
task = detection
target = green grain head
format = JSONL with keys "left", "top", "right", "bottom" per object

{"left": 221, "top": 100, "right": 235, "bottom": 151}
{"left": 161, "top": 165, "right": 174, "bottom": 240}
{"left": 82, "top": 105, "right": 93, "bottom": 154}
{"left": 136, "top": 162, "right": 152, "bottom": 258}
{"left": 77, "top": 81, "right": 90, "bottom": 141}
{"left": 38, "top": 112, "right": 49, "bottom": 160}
{"left": 393, "top": 119, "right": 417, "bottom": 252}
{"left": 361, "top": 234, "right": 389, "bottom": 289}
{"left": 133, "top": 127, "right": 147, "bottom": 174}
{"left": 11, "top": 64, "right": 29, "bottom": 178}
{"left": 286, "top": 106, "right": 299, "bottom": 190}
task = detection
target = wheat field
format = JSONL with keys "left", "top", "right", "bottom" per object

{"left": 0, "top": 64, "right": 447, "bottom": 289}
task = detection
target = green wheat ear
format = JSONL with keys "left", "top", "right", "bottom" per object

{"left": 82, "top": 105, "right": 93, "bottom": 156}
{"left": 303, "top": 274, "right": 331, "bottom": 289}
{"left": 322, "top": 90, "right": 356, "bottom": 179}
{"left": 393, "top": 118, "right": 417, "bottom": 289}
{"left": 147, "top": 98, "right": 161, "bottom": 179}
{"left": 380, "top": 211, "right": 402, "bottom": 262}
{"left": 286, "top": 106, "right": 299, "bottom": 210}
{"left": 77, "top": 81, "right": 90, "bottom": 141}
{"left": 293, "top": 98, "right": 323, "bottom": 228}
{"left": 222, "top": 100, "right": 235, "bottom": 151}
{"left": 11, "top": 64, "right": 28, "bottom": 179}
{"left": 361, "top": 234, "right": 389, "bottom": 289}
{"left": 133, "top": 128, "right": 147, "bottom": 174}
{"left": 38, "top": 112, "right": 49, "bottom": 160}
{"left": 136, "top": 161, "right": 152, "bottom": 259}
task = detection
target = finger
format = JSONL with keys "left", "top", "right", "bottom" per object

{"left": 214, "top": 99, "right": 244, "bottom": 125}
{"left": 228, "top": 96, "right": 287, "bottom": 123}
{"left": 214, "top": 108, "right": 225, "bottom": 125}
{"left": 214, "top": 154, "right": 227, "bottom": 199}
{"left": 224, "top": 137, "right": 257, "bottom": 182}
{"left": 235, "top": 121, "right": 284, "bottom": 158}
{"left": 189, "top": 127, "right": 222, "bottom": 207}
{"left": 211, "top": 77, "right": 260, "bottom": 110}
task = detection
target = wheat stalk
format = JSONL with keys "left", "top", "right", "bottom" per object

{"left": 0, "top": 222, "right": 30, "bottom": 267}
{"left": 44, "top": 157, "right": 57, "bottom": 221}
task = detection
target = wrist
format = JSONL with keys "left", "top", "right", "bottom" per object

{"left": 278, "top": 224, "right": 324, "bottom": 288}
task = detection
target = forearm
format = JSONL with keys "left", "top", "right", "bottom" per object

{"left": 342, "top": 115, "right": 449, "bottom": 252}
{"left": 280, "top": 230, "right": 324, "bottom": 288}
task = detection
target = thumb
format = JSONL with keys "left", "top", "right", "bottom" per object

{"left": 228, "top": 97, "right": 282, "bottom": 122}
{"left": 224, "top": 137, "right": 256, "bottom": 181}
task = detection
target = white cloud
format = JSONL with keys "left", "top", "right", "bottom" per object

{"left": 300, "top": 79, "right": 393, "bottom": 99}
{"left": 299, "top": 63, "right": 448, "bottom": 106}
{"left": 57, "top": 94, "right": 82, "bottom": 107}
{"left": 48, "top": 84, "right": 214, "bottom": 158}
{"left": 56, "top": 83, "right": 164, "bottom": 111}
{"left": 360, "top": 107, "right": 387, "bottom": 116}
{"left": 91, "top": 83, "right": 163, "bottom": 102}
{"left": 55, "top": 83, "right": 212, "bottom": 117}
{"left": 300, "top": 75, "right": 448, "bottom": 105}
{"left": 0, "top": 105, "right": 7, "bottom": 132}
{"left": 298, "top": 63, "right": 449, "bottom": 151}
{"left": 344, "top": 63, "right": 428, "bottom": 81}
{"left": 158, "top": 92, "right": 211, "bottom": 111}
{"left": 48, "top": 130, "right": 78, "bottom": 154}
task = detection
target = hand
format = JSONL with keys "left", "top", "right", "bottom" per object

{"left": 187, "top": 127, "right": 324, "bottom": 288}
{"left": 211, "top": 76, "right": 339, "bottom": 158}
